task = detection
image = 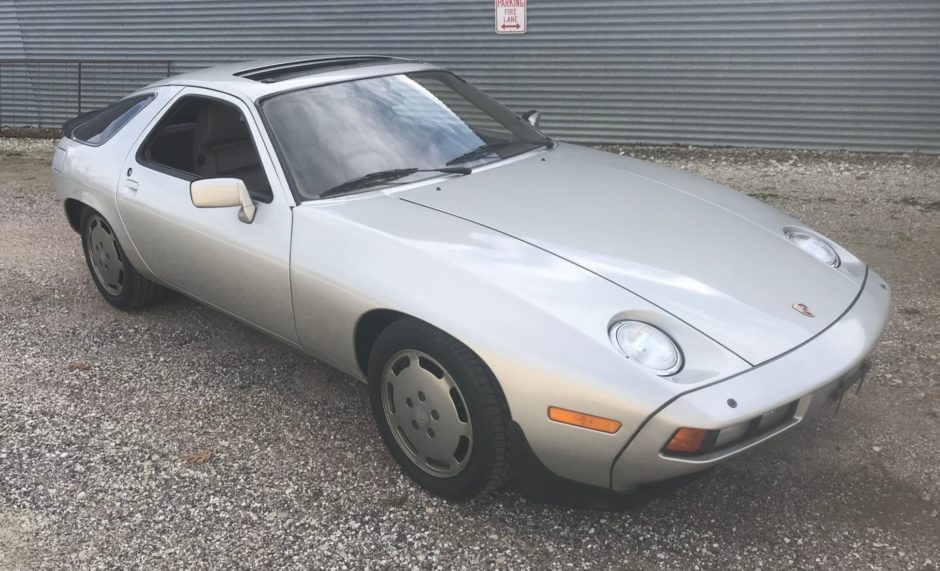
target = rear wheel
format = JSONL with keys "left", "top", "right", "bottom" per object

{"left": 80, "top": 208, "right": 165, "bottom": 310}
{"left": 368, "top": 318, "right": 512, "bottom": 499}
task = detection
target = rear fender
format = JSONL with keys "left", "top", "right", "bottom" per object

{"left": 52, "top": 85, "right": 183, "bottom": 279}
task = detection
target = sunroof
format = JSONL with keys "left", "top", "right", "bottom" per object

{"left": 235, "top": 57, "right": 397, "bottom": 83}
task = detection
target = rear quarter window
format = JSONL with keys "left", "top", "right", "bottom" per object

{"left": 70, "top": 94, "right": 155, "bottom": 146}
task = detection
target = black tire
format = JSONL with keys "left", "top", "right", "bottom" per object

{"left": 80, "top": 207, "right": 166, "bottom": 310}
{"left": 368, "top": 317, "right": 512, "bottom": 499}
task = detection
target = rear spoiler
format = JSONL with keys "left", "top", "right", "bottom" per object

{"left": 61, "top": 108, "right": 104, "bottom": 138}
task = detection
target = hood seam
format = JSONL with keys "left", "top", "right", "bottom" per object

{"left": 398, "top": 196, "right": 755, "bottom": 368}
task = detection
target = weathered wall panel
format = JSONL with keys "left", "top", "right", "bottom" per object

{"left": 2, "top": 0, "right": 939, "bottom": 151}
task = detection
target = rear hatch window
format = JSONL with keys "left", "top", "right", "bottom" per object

{"left": 66, "top": 94, "right": 154, "bottom": 146}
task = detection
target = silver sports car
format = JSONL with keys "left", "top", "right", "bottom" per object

{"left": 53, "top": 56, "right": 891, "bottom": 505}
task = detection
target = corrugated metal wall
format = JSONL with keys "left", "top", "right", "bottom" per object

{"left": 2, "top": 0, "right": 939, "bottom": 151}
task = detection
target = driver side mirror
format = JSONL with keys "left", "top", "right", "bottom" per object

{"left": 521, "top": 109, "right": 541, "bottom": 128}
{"left": 190, "top": 178, "right": 256, "bottom": 224}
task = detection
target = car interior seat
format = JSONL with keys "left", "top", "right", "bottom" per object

{"left": 193, "top": 103, "right": 270, "bottom": 199}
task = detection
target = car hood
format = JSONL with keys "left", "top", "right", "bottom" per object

{"left": 399, "top": 143, "right": 864, "bottom": 365}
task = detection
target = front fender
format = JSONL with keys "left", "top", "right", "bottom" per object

{"left": 290, "top": 194, "right": 749, "bottom": 488}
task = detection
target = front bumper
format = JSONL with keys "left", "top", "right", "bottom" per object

{"left": 609, "top": 268, "right": 891, "bottom": 491}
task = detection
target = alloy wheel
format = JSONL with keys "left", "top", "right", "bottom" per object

{"left": 86, "top": 214, "right": 125, "bottom": 296}
{"left": 381, "top": 349, "right": 474, "bottom": 477}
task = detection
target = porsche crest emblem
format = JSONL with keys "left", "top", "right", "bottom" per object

{"left": 792, "top": 303, "right": 815, "bottom": 317}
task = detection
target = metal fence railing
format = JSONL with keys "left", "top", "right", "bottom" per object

{"left": 0, "top": 59, "right": 171, "bottom": 133}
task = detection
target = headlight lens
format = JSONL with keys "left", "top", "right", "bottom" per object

{"left": 785, "top": 230, "right": 840, "bottom": 267}
{"left": 611, "top": 321, "right": 683, "bottom": 376}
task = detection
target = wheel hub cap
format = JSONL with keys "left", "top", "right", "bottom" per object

{"left": 381, "top": 350, "right": 473, "bottom": 478}
{"left": 86, "top": 215, "right": 125, "bottom": 296}
{"left": 415, "top": 404, "right": 430, "bottom": 427}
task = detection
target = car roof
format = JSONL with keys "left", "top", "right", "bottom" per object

{"left": 145, "top": 55, "right": 443, "bottom": 101}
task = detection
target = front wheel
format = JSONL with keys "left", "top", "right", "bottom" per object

{"left": 80, "top": 208, "right": 165, "bottom": 310}
{"left": 368, "top": 318, "right": 512, "bottom": 499}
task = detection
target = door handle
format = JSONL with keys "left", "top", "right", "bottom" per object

{"left": 122, "top": 179, "right": 139, "bottom": 195}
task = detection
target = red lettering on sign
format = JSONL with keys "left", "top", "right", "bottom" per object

{"left": 495, "top": 0, "right": 526, "bottom": 34}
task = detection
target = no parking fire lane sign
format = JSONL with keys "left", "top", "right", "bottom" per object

{"left": 495, "top": 0, "right": 526, "bottom": 34}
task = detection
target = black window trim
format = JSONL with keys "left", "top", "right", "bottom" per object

{"left": 68, "top": 93, "right": 156, "bottom": 148}
{"left": 135, "top": 91, "right": 275, "bottom": 204}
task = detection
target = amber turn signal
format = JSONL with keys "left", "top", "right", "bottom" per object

{"left": 664, "top": 427, "right": 708, "bottom": 453}
{"left": 547, "top": 406, "right": 622, "bottom": 433}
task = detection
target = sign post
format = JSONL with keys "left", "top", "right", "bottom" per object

{"left": 495, "top": 0, "right": 527, "bottom": 34}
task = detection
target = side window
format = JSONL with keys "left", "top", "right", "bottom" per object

{"left": 139, "top": 96, "right": 273, "bottom": 202}
{"left": 70, "top": 94, "right": 154, "bottom": 146}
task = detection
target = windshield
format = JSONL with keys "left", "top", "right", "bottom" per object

{"left": 260, "top": 71, "right": 551, "bottom": 200}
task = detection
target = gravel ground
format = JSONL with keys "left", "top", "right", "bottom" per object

{"left": 1, "top": 138, "right": 938, "bottom": 570}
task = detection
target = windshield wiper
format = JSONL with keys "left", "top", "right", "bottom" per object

{"left": 319, "top": 166, "right": 471, "bottom": 198}
{"left": 445, "top": 142, "right": 512, "bottom": 166}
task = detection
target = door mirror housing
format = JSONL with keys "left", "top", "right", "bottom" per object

{"left": 521, "top": 109, "right": 541, "bottom": 128}
{"left": 190, "top": 178, "right": 256, "bottom": 223}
